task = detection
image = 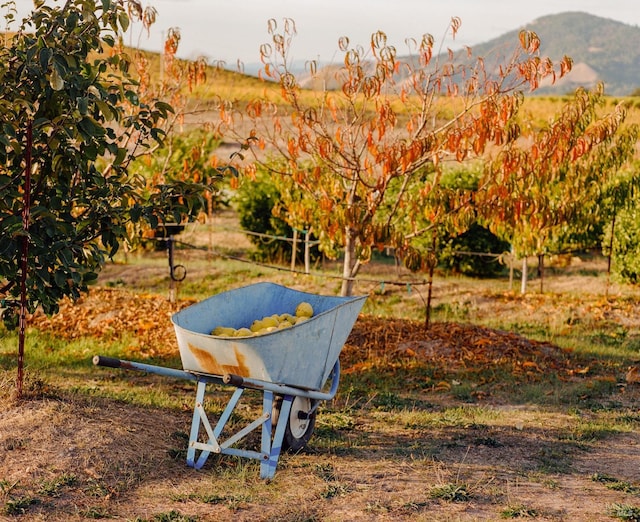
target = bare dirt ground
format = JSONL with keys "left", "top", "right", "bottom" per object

{"left": 1, "top": 217, "right": 640, "bottom": 521}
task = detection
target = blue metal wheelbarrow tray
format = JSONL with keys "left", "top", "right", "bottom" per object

{"left": 94, "top": 282, "right": 366, "bottom": 479}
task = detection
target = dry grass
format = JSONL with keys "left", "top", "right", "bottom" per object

{"left": 2, "top": 215, "right": 640, "bottom": 520}
{"left": 2, "top": 282, "right": 640, "bottom": 521}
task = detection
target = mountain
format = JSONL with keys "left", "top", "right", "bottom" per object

{"left": 461, "top": 12, "right": 640, "bottom": 96}
{"left": 293, "top": 12, "right": 640, "bottom": 96}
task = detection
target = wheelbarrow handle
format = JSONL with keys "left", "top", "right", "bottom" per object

{"left": 92, "top": 355, "right": 122, "bottom": 368}
{"left": 92, "top": 355, "right": 198, "bottom": 381}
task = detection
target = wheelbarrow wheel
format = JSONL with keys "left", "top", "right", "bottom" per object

{"left": 272, "top": 396, "right": 317, "bottom": 452}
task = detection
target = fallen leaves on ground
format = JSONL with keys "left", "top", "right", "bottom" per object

{"left": 342, "top": 315, "right": 595, "bottom": 381}
{"left": 27, "top": 287, "right": 601, "bottom": 383}
{"left": 29, "top": 287, "right": 195, "bottom": 358}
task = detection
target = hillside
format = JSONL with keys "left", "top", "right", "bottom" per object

{"left": 297, "top": 12, "right": 640, "bottom": 97}
{"left": 463, "top": 12, "right": 640, "bottom": 96}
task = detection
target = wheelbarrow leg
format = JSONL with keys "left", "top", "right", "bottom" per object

{"left": 185, "top": 381, "right": 298, "bottom": 479}
{"left": 187, "top": 380, "right": 209, "bottom": 468}
{"left": 187, "top": 381, "right": 246, "bottom": 469}
{"left": 261, "top": 392, "right": 293, "bottom": 480}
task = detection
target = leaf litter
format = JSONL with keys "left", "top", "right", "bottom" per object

{"left": 1, "top": 285, "right": 639, "bottom": 521}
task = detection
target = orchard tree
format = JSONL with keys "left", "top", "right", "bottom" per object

{"left": 477, "top": 84, "right": 639, "bottom": 293}
{"left": 0, "top": 0, "right": 212, "bottom": 397}
{"left": 593, "top": 163, "right": 640, "bottom": 290}
{"left": 232, "top": 18, "right": 571, "bottom": 296}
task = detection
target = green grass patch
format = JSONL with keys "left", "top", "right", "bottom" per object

{"left": 608, "top": 503, "right": 640, "bottom": 521}
{"left": 429, "top": 483, "right": 471, "bottom": 502}
{"left": 501, "top": 504, "right": 538, "bottom": 518}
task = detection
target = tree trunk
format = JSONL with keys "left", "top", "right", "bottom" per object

{"left": 17, "top": 121, "right": 34, "bottom": 399}
{"left": 425, "top": 235, "right": 438, "bottom": 329}
{"left": 520, "top": 257, "right": 528, "bottom": 295}
{"left": 538, "top": 253, "right": 545, "bottom": 293}
{"left": 606, "top": 215, "right": 616, "bottom": 299}
{"left": 509, "top": 246, "right": 515, "bottom": 291}
{"left": 340, "top": 229, "right": 359, "bottom": 296}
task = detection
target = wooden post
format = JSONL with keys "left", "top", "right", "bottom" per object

{"left": 304, "top": 230, "right": 310, "bottom": 274}
{"left": 291, "top": 229, "right": 298, "bottom": 272}
{"left": 521, "top": 257, "right": 528, "bottom": 295}
{"left": 509, "top": 247, "right": 514, "bottom": 290}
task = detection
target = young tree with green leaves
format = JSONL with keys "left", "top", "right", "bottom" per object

{"left": 0, "top": 0, "right": 212, "bottom": 397}
{"left": 477, "top": 84, "right": 638, "bottom": 293}
{"left": 235, "top": 19, "right": 571, "bottom": 296}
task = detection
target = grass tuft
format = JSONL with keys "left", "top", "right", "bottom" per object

{"left": 501, "top": 504, "right": 538, "bottom": 518}
{"left": 608, "top": 503, "right": 640, "bottom": 521}
{"left": 429, "top": 483, "right": 471, "bottom": 502}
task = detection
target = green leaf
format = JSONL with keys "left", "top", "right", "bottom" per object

{"left": 78, "top": 96, "right": 88, "bottom": 116}
{"left": 113, "top": 146, "right": 127, "bottom": 166}
{"left": 117, "top": 11, "right": 129, "bottom": 33}
{"left": 95, "top": 99, "right": 115, "bottom": 121}
{"left": 54, "top": 270, "right": 68, "bottom": 288}
{"left": 77, "top": 116, "right": 106, "bottom": 141}
{"left": 38, "top": 47, "right": 52, "bottom": 70}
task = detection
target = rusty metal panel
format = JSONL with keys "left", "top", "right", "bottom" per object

{"left": 171, "top": 282, "right": 366, "bottom": 390}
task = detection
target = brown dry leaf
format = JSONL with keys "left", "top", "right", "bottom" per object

{"left": 29, "top": 287, "right": 195, "bottom": 358}
{"left": 625, "top": 366, "right": 640, "bottom": 384}
{"left": 521, "top": 361, "right": 542, "bottom": 372}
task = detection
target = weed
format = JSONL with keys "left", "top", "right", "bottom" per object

{"left": 265, "top": 508, "right": 322, "bottom": 522}
{"left": 321, "top": 483, "right": 351, "bottom": 499}
{"left": 451, "top": 383, "right": 476, "bottom": 402}
{"left": 501, "top": 504, "right": 538, "bottom": 518}
{"left": 592, "top": 473, "right": 640, "bottom": 494}
{"left": 429, "top": 483, "right": 471, "bottom": 502}
{"left": 152, "top": 510, "right": 198, "bottom": 522}
{"left": 173, "top": 491, "right": 251, "bottom": 510}
{"left": 592, "top": 472, "right": 620, "bottom": 484}
{"left": 0, "top": 479, "right": 18, "bottom": 496}
{"left": 81, "top": 506, "right": 113, "bottom": 519}
{"left": 608, "top": 503, "right": 640, "bottom": 521}
{"left": 38, "top": 472, "right": 77, "bottom": 497}
{"left": 399, "top": 499, "right": 431, "bottom": 512}
{"left": 3, "top": 495, "right": 38, "bottom": 515}
{"left": 2, "top": 437, "right": 26, "bottom": 451}
{"left": 314, "top": 463, "right": 337, "bottom": 482}
{"left": 608, "top": 482, "right": 640, "bottom": 494}
{"left": 84, "top": 479, "right": 112, "bottom": 498}
{"left": 589, "top": 327, "right": 628, "bottom": 347}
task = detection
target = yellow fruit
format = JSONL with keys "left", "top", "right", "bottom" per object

{"left": 235, "top": 327, "right": 252, "bottom": 337}
{"left": 262, "top": 316, "right": 278, "bottom": 328}
{"left": 211, "top": 326, "right": 235, "bottom": 337}
{"left": 279, "top": 313, "right": 295, "bottom": 323}
{"left": 295, "top": 301, "right": 313, "bottom": 318}
{"left": 250, "top": 319, "right": 264, "bottom": 332}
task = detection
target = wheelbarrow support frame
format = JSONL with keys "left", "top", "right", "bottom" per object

{"left": 93, "top": 355, "right": 340, "bottom": 479}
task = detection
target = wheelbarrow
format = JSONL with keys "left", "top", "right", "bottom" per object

{"left": 93, "top": 282, "right": 366, "bottom": 479}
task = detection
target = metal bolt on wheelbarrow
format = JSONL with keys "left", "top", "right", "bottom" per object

{"left": 94, "top": 282, "right": 366, "bottom": 479}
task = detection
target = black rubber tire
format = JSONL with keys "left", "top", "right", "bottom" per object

{"left": 273, "top": 396, "right": 317, "bottom": 452}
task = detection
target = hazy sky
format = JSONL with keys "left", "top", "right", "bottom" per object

{"left": 9, "top": 0, "right": 640, "bottom": 66}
